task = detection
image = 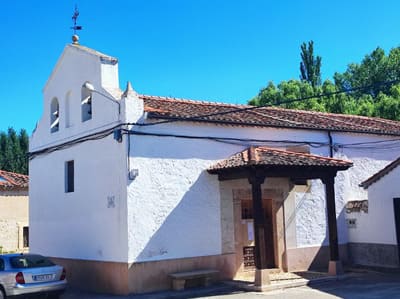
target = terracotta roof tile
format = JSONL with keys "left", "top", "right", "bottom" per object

{"left": 208, "top": 146, "right": 353, "bottom": 171}
{"left": 360, "top": 157, "right": 400, "bottom": 189}
{"left": 139, "top": 95, "right": 400, "bottom": 136}
{"left": 0, "top": 170, "right": 29, "bottom": 190}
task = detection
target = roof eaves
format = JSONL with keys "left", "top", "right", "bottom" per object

{"left": 145, "top": 113, "right": 400, "bottom": 136}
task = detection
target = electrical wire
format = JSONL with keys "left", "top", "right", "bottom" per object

{"left": 28, "top": 125, "right": 118, "bottom": 160}
{"left": 121, "top": 129, "right": 328, "bottom": 147}
{"left": 28, "top": 79, "right": 400, "bottom": 159}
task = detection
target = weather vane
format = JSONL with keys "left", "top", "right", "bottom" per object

{"left": 71, "top": 5, "right": 83, "bottom": 44}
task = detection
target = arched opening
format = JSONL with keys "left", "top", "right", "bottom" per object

{"left": 81, "top": 82, "right": 92, "bottom": 122}
{"left": 50, "top": 97, "right": 60, "bottom": 133}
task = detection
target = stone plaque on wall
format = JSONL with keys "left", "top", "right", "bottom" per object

{"left": 346, "top": 200, "right": 368, "bottom": 213}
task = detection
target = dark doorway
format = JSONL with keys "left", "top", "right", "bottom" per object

{"left": 239, "top": 198, "right": 276, "bottom": 269}
{"left": 393, "top": 198, "right": 400, "bottom": 266}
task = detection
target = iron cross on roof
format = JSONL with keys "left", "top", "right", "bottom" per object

{"left": 71, "top": 5, "right": 83, "bottom": 34}
{"left": 71, "top": 5, "right": 83, "bottom": 44}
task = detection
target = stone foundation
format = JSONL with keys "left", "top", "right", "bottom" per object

{"left": 51, "top": 253, "right": 236, "bottom": 295}
{"left": 348, "top": 242, "right": 399, "bottom": 268}
{"left": 286, "top": 244, "right": 348, "bottom": 272}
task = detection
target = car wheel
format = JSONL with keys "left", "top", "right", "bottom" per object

{"left": 0, "top": 287, "right": 5, "bottom": 299}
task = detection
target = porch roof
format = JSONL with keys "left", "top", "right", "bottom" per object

{"left": 207, "top": 146, "right": 352, "bottom": 179}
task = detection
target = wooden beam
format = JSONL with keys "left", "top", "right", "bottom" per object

{"left": 215, "top": 166, "right": 349, "bottom": 181}
{"left": 248, "top": 171, "right": 268, "bottom": 270}
{"left": 322, "top": 174, "right": 339, "bottom": 261}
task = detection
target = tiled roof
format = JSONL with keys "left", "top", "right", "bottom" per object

{"left": 0, "top": 170, "right": 29, "bottom": 190}
{"left": 140, "top": 95, "right": 400, "bottom": 136}
{"left": 360, "top": 157, "right": 400, "bottom": 189}
{"left": 208, "top": 146, "right": 353, "bottom": 172}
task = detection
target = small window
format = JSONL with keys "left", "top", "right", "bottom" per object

{"left": 81, "top": 82, "right": 92, "bottom": 122}
{"left": 50, "top": 97, "right": 60, "bottom": 133}
{"left": 23, "top": 227, "right": 29, "bottom": 248}
{"left": 65, "top": 160, "right": 74, "bottom": 193}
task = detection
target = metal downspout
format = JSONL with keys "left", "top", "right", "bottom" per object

{"left": 328, "top": 131, "right": 333, "bottom": 158}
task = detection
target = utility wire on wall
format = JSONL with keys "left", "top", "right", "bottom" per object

{"left": 28, "top": 79, "right": 400, "bottom": 160}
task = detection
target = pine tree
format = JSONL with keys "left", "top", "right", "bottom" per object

{"left": 0, "top": 127, "right": 29, "bottom": 174}
{"left": 300, "top": 40, "right": 322, "bottom": 88}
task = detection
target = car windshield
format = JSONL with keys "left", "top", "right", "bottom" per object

{"left": 10, "top": 255, "right": 55, "bottom": 268}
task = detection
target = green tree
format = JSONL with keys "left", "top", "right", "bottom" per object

{"left": 250, "top": 43, "right": 400, "bottom": 121}
{"left": 334, "top": 47, "right": 390, "bottom": 97}
{"left": 0, "top": 127, "right": 29, "bottom": 174}
{"left": 0, "top": 132, "right": 7, "bottom": 170}
{"left": 300, "top": 40, "right": 322, "bottom": 88}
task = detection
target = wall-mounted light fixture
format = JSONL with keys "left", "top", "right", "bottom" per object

{"left": 129, "top": 169, "right": 139, "bottom": 180}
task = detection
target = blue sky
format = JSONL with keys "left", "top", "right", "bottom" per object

{"left": 1, "top": 0, "right": 400, "bottom": 133}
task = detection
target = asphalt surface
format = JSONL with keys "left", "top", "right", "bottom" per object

{"left": 61, "top": 270, "right": 400, "bottom": 299}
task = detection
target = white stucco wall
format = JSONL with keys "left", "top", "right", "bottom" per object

{"left": 29, "top": 135, "right": 128, "bottom": 262}
{"left": 126, "top": 122, "right": 327, "bottom": 263}
{"left": 347, "top": 164, "right": 400, "bottom": 245}
{"left": 127, "top": 135, "right": 225, "bottom": 262}
{"left": 126, "top": 121, "right": 399, "bottom": 259}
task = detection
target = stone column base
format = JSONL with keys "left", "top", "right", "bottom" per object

{"left": 328, "top": 260, "right": 344, "bottom": 276}
{"left": 254, "top": 268, "right": 270, "bottom": 286}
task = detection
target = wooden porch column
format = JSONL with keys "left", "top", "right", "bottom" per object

{"left": 248, "top": 171, "right": 270, "bottom": 286}
{"left": 322, "top": 174, "right": 344, "bottom": 275}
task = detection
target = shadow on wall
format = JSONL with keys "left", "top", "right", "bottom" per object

{"left": 127, "top": 171, "right": 236, "bottom": 293}
{"left": 285, "top": 182, "right": 348, "bottom": 273}
{"left": 307, "top": 208, "right": 349, "bottom": 272}
{"left": 136, "top": 171, "right": 220, "bottom": 261}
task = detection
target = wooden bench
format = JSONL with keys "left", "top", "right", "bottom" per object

{"left": 169, "top": 269, "right": 219, "bottom": 291}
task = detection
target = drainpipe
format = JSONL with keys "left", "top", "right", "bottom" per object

{"left": 328, "top": 131, "right": 333, "bottom": 158}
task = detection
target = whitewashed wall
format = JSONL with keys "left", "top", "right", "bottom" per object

{"left": 347, "top": 164, "right": 400, "bottom": 245}
{"left": 127, "top": 122, "right": 400, "bottom": 261}
{"left": 29, "top": 135, "right": 128, "bottom": 262}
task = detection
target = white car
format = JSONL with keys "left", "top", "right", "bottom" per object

{"left": 0, "top": 253, "right": 67, "bottom": 298}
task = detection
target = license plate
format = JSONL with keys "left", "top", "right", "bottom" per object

{"left": 32, "top": 274, "right": 53, "bottom": 281}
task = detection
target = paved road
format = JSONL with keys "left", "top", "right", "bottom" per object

{"left": 61, "top": 271, "right": 400, "bottom": 299}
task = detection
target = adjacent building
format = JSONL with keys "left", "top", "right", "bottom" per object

{"left": 0, "top": 170, "right": 29, "bottom": 252}
{"left": 345, "top": 157, "right": 400, "bottom": 268}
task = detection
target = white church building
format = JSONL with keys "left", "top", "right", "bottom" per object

{"left": 29, "top": 41, "right": 400, "bottom": 295}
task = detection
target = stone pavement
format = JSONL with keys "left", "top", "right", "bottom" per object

{"left": 61, "top": 270, "right": 400, "bottom": 299}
